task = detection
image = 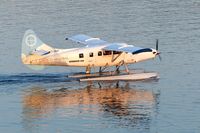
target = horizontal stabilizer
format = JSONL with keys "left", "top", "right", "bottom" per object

{"left": 31, "top": 50, "right": 50, "bottom": 56}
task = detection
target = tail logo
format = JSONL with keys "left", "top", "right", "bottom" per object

{"left": 25, "top": 34, "right": 37, "bottom": 47}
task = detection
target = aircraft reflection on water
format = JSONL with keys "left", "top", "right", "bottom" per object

{"left": 22, "top": 82, "right": 160, "bottom": 129}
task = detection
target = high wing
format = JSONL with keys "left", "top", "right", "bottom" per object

{"left": 103, "top": 43, "right": 152, "bottom": 54}
{"left": 66, "top": 34, "right": 107, "bottom": 47}
{"left": 66, "top": 34, "right": 153, "bottom": 54}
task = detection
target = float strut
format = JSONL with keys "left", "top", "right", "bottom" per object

{"left": 99, "top": 67, "right": 102, "bottom": 73}
{"left": 124, "top": 62, "right": 129, "bottom": 74}
{"left": 86, "top": 66, "right": 91, "bottom": 74}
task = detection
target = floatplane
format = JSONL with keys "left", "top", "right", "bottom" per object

{"left": 21, "top": 30, "right": 161, "bottom": 81}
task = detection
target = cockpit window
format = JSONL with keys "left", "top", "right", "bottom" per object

{"left": 103, "top": 50, "right": 112, "bottom": 55}
{"left": 132, "top": 48, "right": 152, "bottom": 54}
{"left": 113, "top": 51, "right": 121, "bottom": 54}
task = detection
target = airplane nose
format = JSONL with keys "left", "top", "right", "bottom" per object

{"left": 152, "top": 50, "right": 159, "bottom": 55}
{"left": 152, "top": 49, "right": 160, "bottom": 55}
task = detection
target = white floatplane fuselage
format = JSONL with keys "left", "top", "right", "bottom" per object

{"left": 22, "top": 30, "right": 160, "bottom": 74}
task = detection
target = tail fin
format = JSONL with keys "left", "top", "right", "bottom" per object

{"left": 21, "top": 30, "right": 53, "bottom": 70}
{"left": 22, "top": 29, "right": 53, "bottom": 56}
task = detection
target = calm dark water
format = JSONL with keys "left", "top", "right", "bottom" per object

{"left": 0, "top": 0, "right": 200, "bottom": 133}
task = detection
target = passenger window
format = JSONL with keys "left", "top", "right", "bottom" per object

{"left": 98, "top": 51, "right": 102, "bottom": 56}
{"left": 79, "top": 53, "right": 84, "bottom": 58}
{"left": 89, "top": 52, "right": 93, "bottom": 57}
{"left": 103, "top": 50, "right": 112, "bottom": 55}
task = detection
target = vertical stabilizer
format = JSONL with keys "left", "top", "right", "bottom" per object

{"left": 21, "top": 30, "right": 53, "bottom": 70}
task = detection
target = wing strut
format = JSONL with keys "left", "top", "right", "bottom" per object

{"left": 111, "top": 52, "right": 123, "bottom": 62}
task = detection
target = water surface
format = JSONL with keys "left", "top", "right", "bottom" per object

{"left": 0, "top": 0, "right": 200, "bottom": 133}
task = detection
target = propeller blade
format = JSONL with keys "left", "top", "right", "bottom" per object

{"left": 158, "top": 54, "right": 162, "bottom": 61}
{"left": 156, "top": 39, "right": 159, "bottom": 51}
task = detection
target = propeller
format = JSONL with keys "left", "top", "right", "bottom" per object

{"left": 155, "top": 39, "right": 162, "bottom": 61}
